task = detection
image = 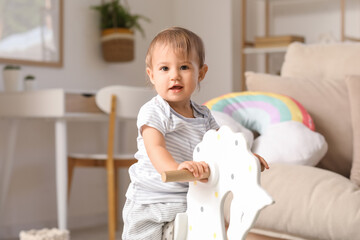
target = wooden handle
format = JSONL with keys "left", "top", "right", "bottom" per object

{"left": 161, "top": 169, "right": 210, "bottom": 183}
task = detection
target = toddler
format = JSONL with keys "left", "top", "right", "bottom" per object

{"left": 122, "top": 27, "right": 268, "bottom": 240}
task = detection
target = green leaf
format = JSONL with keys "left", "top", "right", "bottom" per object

{"left": 4, "top": 65, "right": 21, "bottom": 70}
{"left": 90, "top": 0, "right": 150, "bottom": 37}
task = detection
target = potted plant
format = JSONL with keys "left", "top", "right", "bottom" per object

{"left": 24, "top": 74, "right": 36, "bottom": 91}
{"left": 92, "top": 0, "right": 149, "bottom": 62}
{"left": 3, "top": 65, "right": 21, "bottom": 92}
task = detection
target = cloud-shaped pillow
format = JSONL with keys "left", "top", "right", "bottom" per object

{"left": 252, "top": 121, "right": 328, "bottom": 166}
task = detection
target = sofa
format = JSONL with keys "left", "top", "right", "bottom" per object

{"left": 241, "top": 42, "right": 360, "bottom": 240}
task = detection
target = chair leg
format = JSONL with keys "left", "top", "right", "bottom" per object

{"left": 107, "top": 169, "right": 116, "bottom": 240}
{"left": 67, "top": 157, "right": 76, "bottom": 201}
{"left": 107, "top": 95, "right": 117, "bottom": 240}
{"left": 114, "top": 168, "right": 119, "bottom": 231}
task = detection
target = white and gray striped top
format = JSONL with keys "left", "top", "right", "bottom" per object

{"left": 126, "top": 95, "right": 219, "bottom": 204}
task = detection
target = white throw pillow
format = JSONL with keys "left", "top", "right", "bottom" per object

{"left": 211, "top": 111, "right": 254, "bottom": 148}
{"left": 252, "top": 121, "right": 327, "bottom": 166}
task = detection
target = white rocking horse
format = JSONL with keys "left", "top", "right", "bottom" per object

{"left": 162, "top": 126, "right": 274, "bottom": 240}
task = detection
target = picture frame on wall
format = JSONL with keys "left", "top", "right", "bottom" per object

{"left": 0, "top": 0, "right": 63, "bottom": 67}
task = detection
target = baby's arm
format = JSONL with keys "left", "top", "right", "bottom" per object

{"left": 142, "top": 125, "right": 209, "bottom": 179}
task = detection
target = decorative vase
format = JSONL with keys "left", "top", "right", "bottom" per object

{"left": 3, "top": 67, "right": 21, "bottom": 92}
{"left": 101, "top": 28, "right": 134, "bottom": 62}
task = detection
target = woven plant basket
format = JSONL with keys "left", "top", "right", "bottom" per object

{"left": 101, "top": 28, "right": 134, "bottom": 62}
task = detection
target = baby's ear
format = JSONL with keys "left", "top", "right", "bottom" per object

{"left": 199, "top": 64, "right": 208, "bottom": 82}
{"left": 146, "top": 67, "right": 155, "bottom": 85}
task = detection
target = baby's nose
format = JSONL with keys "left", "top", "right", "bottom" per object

{"left": 170, "top": 69, "right": 180, "bottom": 80}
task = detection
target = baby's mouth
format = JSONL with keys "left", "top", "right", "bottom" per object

{"left": 170, "top": 85, "right": 183, "bottom": 90}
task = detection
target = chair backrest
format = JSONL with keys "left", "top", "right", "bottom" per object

{"left": 96, "top": 85, "right": 155, "bottom": 119}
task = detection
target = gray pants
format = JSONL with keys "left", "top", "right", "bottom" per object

{"left": 122, "top": 199, "right": 186, "bottom": 240}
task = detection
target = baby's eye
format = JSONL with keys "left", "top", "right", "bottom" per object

{"left": 180, "top": 65, "right": 189, "bottom": 70}
{"left": 160, "top": 66, "right": 169, "bottom": 71}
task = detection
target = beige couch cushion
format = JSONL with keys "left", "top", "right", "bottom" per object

{"left": 346, "top": 75, "right": 360, "bottom": 186}
{"left": 281, "top": 42, "right": 360, "bottom": 80}
{"left": 246, "top": 72, "right": 352, "bottom": 177}
{"left": 255, "top": 163, "right": 360, "bottom": 240}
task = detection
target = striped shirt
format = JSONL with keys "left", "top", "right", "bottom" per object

{"left": 126, "top": 95, "right": 219, "bottom": 204}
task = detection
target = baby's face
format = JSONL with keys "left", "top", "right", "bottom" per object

{"left": 146, "top": 44, "right": 207, "bottom": 108}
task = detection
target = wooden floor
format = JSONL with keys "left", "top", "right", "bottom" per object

{"left": 69, "top": 227, "right": 278, "bottom": 240}
{"left": 4, "top": 225, "right": 123, "bottom": 240}
{"left": 5, "top": 225, "right": 282, "bottom": 240}
{"left": 68, "top": 229, "right": 279, "bottom": 240}
{"left": 70, "top": 224, "right": 123, "bottom": 240}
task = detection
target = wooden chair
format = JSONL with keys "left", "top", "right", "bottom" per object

{"left": 67, "top": 85, "right": 155, "bottom": 240}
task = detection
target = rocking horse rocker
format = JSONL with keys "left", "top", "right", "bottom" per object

{"left": 162, "top": 126, "right": 274, "bottom": 240}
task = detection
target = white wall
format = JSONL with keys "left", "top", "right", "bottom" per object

{"left": 0, "top": 0, "right": 239, "bottom": 238}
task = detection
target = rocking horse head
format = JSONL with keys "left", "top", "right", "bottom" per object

{"left": 162, "top": 126, "right": 274, "bottom": 240}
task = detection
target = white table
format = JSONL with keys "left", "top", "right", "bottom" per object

{"left": 0, "top": 89, "right": 107, "bottom": 230}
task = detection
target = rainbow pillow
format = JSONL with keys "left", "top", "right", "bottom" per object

{"left": 204, "top": 92, "right": 315, "bottom": 134}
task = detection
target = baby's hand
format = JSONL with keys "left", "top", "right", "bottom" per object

{"left": 253, "top": 153, "right": 269, "bottom": 172}
{"left": 178, "top": 161, "right": 209, "bottom": 182}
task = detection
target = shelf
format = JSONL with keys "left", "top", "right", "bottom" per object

{"left": 243, "top": 46, "right": 288, "bottom": 55}
{"left": 240, "top": 0, "right": 356, "bottom": 90}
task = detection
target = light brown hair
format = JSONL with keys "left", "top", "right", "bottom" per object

{"left": 145, "top": 27, "right": 205, "bottom": 69}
